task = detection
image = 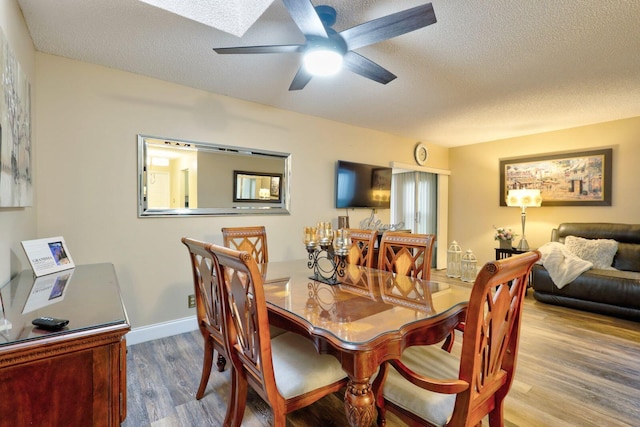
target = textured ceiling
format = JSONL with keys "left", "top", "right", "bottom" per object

{"left": 138, "top": 0, "right": 274, "bottom": 37}
{"left": 17, "top": 0, "right": 640, "bottom": 147}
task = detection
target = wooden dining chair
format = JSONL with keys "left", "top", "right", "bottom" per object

{"left": 378, "top": 231, "right": 436, "bottom": 280}
{"left": 207, "top": 243, "right": 348, "bottom": 427}
{"left": 373, "top": 251, "right": 541, "bottom": 427}
{"left": 221, "top": 226, "right": 269, "bottom": 264}
{"left": 181, "top": 237, "right": 227, "bottom": 400}
{"left": 345, "top": 228, "right": 378, "bottom": 267}
{"left": 221, "top": 225, "right": 286, "bottom": 338}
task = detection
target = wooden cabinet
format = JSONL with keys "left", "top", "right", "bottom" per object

{"left": 0, "top": 264, "right": 130, "bottom": 426}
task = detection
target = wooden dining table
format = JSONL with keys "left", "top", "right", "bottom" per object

{"left": 260, "top": 259, "right": 471, "bottom": 427}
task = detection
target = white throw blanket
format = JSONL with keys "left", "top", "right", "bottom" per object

{"left": 536, "top": 242, "right": 593, "bottom": 289}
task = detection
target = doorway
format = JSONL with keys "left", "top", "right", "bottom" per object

{"left": 391, "top": 170, "right": 438, "bottom": 267}
{"left": 391, "top": 171, "right": 437, "bottom": 234}
{"left": 147, "top": 172, "right": 170, "bottom": 208}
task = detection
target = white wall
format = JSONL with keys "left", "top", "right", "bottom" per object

{"left": 34, "top": 53, "right": 450, "bottom": 329}
{"left": 0, "top": 0, "right": 37, "bottom": 284}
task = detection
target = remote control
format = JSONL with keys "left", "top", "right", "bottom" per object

{"left": 32, "top": 317, "right": 69, "bottom": 331}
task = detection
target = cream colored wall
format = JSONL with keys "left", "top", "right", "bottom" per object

{"left": 449, "top": 117, "right": 640, "bottom": 266}
{"left": 34, "top": 53, "right": 448, "bottom": 328}
{"left": 19, "top": 15, "right": 640, "bottom": 330}
{"left": 0, "top": 0, "right": 37, "bottom": 283}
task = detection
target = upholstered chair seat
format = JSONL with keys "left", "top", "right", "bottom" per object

{"left": 270, "top": 332, "right": 347, "bottom": 399}
{"left": 381, "top": 345, "right": 459, "bottom": 426}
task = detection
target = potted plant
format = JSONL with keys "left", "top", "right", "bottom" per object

{"left": 494, "top": 226, "right": 517, "bottom": 249}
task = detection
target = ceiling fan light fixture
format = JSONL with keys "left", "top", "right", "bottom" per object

{"left": 212, "top": 2, "right": 437, "bottom": 90}
{"left": 303, "top": 48, "right": 343, "bottom": 76}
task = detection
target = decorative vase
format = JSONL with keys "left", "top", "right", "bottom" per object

{"left": 499, "top": 239, "right": 512, "bottom": 249}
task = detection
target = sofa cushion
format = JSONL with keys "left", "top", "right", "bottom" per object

{"left": 532, "top": 266, "right": 640, "bottom": 310}
{"left": 614, "top": 242, "right": 640, "bottom": 272}
{"left": 564, "top": 235, "right": 618, "bottom": 270}
{"left": 556, "top": 223, "right": 640, "bottom": 271}
{"left": 557, "top": 223, "right": 640, "bottom": 243}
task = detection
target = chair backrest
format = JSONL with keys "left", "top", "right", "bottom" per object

{"left": 377, "top": 231, "right": 436, "bottom": 280}
{"left": 380, "top": 251, "right": 540, "bottom": 427}
{"left": 345, "top": 228, "right": 378, "bottom": 267}
{"left": 221, "top": 226, "right": 269, "bottom": 264}
{"left": 207, "top": 243, "right": 280, "bottom": 403}
{"left": 453, "top": 251, "right": 540, "bottom": 426}
{"left": 181, "top": 237, "right": 225, "bottom": 347}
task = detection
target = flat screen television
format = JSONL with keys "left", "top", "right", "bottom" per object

{"left": 335, "top": 160, "right": 392, "bottom": 209}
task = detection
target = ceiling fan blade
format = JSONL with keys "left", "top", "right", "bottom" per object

{"left": 341, "top": 3, "right": 436, "bottom": 51}
{"left": 288, "top": 66, "right": 313, "bottom": 91}
{"left": 282, "top": 0, "right": 328, "bottom": 38}
{"left": 213, "top": 45, "right": 304, "bottom": 54}
{"left": 343, "top": 51, "right": 396, "bottom": 84}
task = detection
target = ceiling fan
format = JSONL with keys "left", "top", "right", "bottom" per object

{"left": 213, "top": 1, "right": 437, "bottom": 90}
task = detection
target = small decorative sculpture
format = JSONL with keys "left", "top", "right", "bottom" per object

{"left": 359, "top": 210, "right": 404, "bottom": 231}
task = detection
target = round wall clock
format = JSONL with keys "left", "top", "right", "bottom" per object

{"left": 414, "top": 143, "right": 428, "bottom": 165}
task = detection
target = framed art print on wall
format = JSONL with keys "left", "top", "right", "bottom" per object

{"left": 499, "top": 148, "right": 612, "bottom": 206}
{"left": 0, "top": 29, "right": 32, "bottom": 207}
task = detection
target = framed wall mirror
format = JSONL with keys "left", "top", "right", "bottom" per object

{"left": 233, "top": 171, "right": 282, "bottom": 203}
{"left": 138, "top": 135, "right": 291, "bottom": 217}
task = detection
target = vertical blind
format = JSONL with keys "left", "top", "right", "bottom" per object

{"left": 391, "top": 171, "right": 438, "bottom": 264}
{"left": 391, "top": 171, "right": 437, "bottom": 234}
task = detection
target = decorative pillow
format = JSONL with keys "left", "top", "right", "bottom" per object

{"left": 564, "top": 235, "right": 619, "bottom": 270}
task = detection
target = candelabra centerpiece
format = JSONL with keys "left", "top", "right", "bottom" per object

{"left": 303, "top": 223, "right": 351, "bottom": 285}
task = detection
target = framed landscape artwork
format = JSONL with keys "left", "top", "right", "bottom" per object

{"left": 499, "top": 148, "right": 612, "bottom": 206}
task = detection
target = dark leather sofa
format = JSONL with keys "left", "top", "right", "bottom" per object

{"left": 531, "top": 222, "right": 640, "bottom": 321}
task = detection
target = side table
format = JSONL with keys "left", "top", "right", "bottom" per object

{"left": 495, "top": 247, "right": 529, "bottom": 260}
{"left": 495, "top": 247, "right": 535, "bottom": 292}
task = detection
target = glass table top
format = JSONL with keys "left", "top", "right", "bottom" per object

{"left": 261, "top": 260, "right": 470, "bottom": 345}
{"left": 0, "top": 263, "right": 129, "bottom": 347}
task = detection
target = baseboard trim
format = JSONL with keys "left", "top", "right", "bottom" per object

{"left": 125, "top": 315, "right": 198, "bottom": 346}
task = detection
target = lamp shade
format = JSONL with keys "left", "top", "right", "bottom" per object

{"left": 506, "top": 189, "right": 542, "bottom": 208}
{"left": 258, "top": 188, "right": 270, "bottom": 199}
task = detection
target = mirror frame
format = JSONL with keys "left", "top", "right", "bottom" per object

{"left": 138, "top": 134, "right": 291, "bottom": 217}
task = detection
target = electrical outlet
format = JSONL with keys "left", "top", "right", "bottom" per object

{"left": 188, "top": 294, "right": 196, "bottom": 308}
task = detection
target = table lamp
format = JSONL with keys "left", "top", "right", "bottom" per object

{"left": 506, "top": 189, "right": 542, "bottom": 250}
{"left": 258, "top": 188, "right": 270, "bottom": 199}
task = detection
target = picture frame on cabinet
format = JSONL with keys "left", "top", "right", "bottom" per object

{"left": 21, "top": 236, "right": 75, "bottom": 277}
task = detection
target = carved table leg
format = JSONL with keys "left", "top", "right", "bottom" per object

{"left": 344, "top": 378, "right": 376, "bottom": 427}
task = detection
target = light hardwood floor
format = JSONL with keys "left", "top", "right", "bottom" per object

{"left": 123, "top": 270, "right": 640, "bottom": 426}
